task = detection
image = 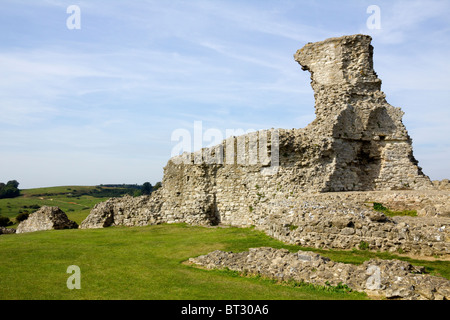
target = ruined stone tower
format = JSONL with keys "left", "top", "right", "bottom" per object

{"left": 81, "top": 34, "right": 433, "bottom": 230}
{"left": 294, "top": 34, "right": 432, "bottom": 191}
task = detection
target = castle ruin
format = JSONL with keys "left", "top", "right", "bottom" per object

{"left": 80, "top": 34, "right": 449, "bottom": 258}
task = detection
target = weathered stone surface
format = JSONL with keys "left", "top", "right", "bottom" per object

{"left": 433, "top": 179, "right": 450, "bottom": 191}
{"left": 189, "top": 247, "right": 450, "bottom": 300}
{"left": 295, "top": 35, "right": 431, "bottom": 190}
{"left": 80, "top": 194, "right": 164, "bottom": 229}
{"left": 137, "top": 35, "right": 432, "bottom": 229}
{"left": 0, "top": 227, "right": 16, "bottom": 235}
{"left": 16, "top": 206, "right": 78, "bottom": 234}
{"left": 256, "top": 192, "right": 450, "bottom": 257}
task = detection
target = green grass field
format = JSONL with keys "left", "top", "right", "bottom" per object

{"left": 0, "top": 187, "right": 448, "bottom": 300}
{"left": 0, "top": 224, "right": 370, "bottom": 300}
{"left": 1, "top": 223, "right": 449, "bottom": 300}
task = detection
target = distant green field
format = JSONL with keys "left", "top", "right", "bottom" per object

{"left": 0, "top": 186, "right": 130, "bottom": 226}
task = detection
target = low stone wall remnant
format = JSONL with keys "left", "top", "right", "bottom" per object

{"left": 189, "top": 247, "right": 450, "bottom": 300}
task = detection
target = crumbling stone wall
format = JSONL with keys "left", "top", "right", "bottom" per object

{"left": 16, "top": 206, "right": 78, "bottom": 234}
{"left": 160, "top": 35, "right": 432, "bottom": 222}
{"left": 81, "top": 189, "right": 450, "bottom": 256}
{"left": 254, "top": 192, "right": 449, "bottom": 257}
{"left": 148, "top": 34, "right": 433, "bottom": 226}
{"left": 189, "top": 247, "right": 450, "bottom": 300}
{"left": 80, "top": 34, "right": 447, "bottom": 257}
{"left": 293, "top": 34, "right": 431, "bottom": 191}
{"left": 0, "top": 227, "right": 16, "bottom": 235}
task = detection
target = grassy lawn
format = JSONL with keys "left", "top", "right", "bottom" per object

{"left": 0, "top": 224, "right": 370, "bottom": 300}
{"left": 1, "top": 223, "right": 448, "bottom": 300}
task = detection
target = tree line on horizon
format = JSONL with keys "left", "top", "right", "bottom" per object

{"left": 0, "top": 180, "right": 162, "bottom": 199}
{"left": 97, "top": 181, "right": 161, "bottom": 197}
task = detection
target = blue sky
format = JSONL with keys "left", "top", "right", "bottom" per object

{"left": 0, "top": 0, "right": 449, "bottom": 189}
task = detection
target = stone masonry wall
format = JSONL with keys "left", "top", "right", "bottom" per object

{"left": 16, "top": 206, "right": 78, "bottom": 234}
{"left": 80, "top": 34, "right": 448, "bottom": 257}
{"left": 133, "top": 34, "right": 433, "bottom": 228}
{"left": 189, "top": 247, "right": 450, "bottom": 300}
{"left": 253, "top": 191, "right": 450, "bottom": 257}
